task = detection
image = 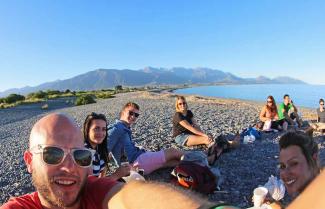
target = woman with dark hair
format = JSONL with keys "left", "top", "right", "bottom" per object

{"left": 278, "top": 131, "right": 320, "bottom": 198}
{"left": 259, "top": 131, "right": 320, "bottom": 209}
{"left": 84, "top": 112, "right": 131, "bottom": 178}
{"left": 307, "top": 98, "right": 325, "bottom": 135}
{"left": 259, "top": 95, "right": 286, "bottom": 131}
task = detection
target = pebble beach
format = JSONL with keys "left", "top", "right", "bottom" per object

{"left": 0, "top": 91, "right": 324, "bottom": 207}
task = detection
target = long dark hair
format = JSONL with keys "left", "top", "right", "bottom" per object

{"left": 266, "top": 95, "right": 277, "bottom": 114}
{"left": 83, "top": 112, "right": 109, "bottom": 165}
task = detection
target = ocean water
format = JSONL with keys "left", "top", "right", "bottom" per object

{"left": 174, "top": 84, "right": 325, "bottom": 108}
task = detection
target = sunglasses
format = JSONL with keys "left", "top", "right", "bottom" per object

{"left": 267, "top": 100, "right": 273, "bottom": 103}
{"left": 30, "top": 144, "right": 95, "bottom": 167}
{"left": 178, "top": 102, "right": 187, "bottom": 106}
{"left": 129, "top": 111, "right": 140, "bottom": 118}
{"left": 320, "top": 103, "right": 324, "bottom": 106}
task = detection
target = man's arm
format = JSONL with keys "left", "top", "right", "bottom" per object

{"left": 107, "top": 181, "right": 209, "bottom": 209}
{"left": 287, "top": 171, "right": 325, "bottom": 209}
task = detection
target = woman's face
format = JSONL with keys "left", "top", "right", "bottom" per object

{"left": 177, "top": 99, "right": 187, "bottom": 112}
{"left": 267, "top": 98, "right": 273, "bottom": 107}
{"left": 88, "top": 119, "right": 107, "bottom": 146}
{"left": 279, "top": 145, "right": 315, "bottom": 197}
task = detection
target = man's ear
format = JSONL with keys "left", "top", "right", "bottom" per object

{"left": 24, "top": 151, "right": 33, "bottom": 173}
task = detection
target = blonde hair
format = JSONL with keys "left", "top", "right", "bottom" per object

{"left": 175, "top": 96, "right": 187, "bottom": 112}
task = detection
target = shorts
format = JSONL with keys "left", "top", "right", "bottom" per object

{"left": 174, "top": 133, "right": 190, "bottom": 146}
{"left": 133, "top": 150, "right": 166, "bottom": 175}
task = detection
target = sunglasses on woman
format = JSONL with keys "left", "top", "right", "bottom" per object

{"left": 29, "top": 144, "right": 95, "bottom": 167}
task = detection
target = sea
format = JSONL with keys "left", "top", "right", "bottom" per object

{"left": 174, "top": 84, "right": 324, "bottom": 109}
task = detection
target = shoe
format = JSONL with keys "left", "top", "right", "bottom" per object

{"left": 208, "top": 144, "right": 223, "bottom": 166}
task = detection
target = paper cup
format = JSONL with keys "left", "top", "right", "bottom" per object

{"left": 253, "top": 187, "right": 268, "bottom": 207}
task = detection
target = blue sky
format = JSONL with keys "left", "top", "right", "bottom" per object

{"left": 0, "top": 0, "right": 324, "bottom": 92}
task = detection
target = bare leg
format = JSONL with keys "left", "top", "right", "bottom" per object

{"left": 185, "top": 135, "right": 212, "bottom": 146}
{"left": 162, "top": 148, "right": 184, "bottom": 168}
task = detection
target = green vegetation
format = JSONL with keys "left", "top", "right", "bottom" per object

{"left": 4, "top": 94, "right": 25, "bottom": 104}
{"left": 75, "top": 95, "right": 96, "bottom": 106}
{"left": 0, "top": 85, "right": 148, "bottom": 109}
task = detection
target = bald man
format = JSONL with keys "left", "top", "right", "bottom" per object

{"left": 1, "top": 113, "right": 122, "bottom": 209}
{"left": 1, "top": 113, "right": 218, "bottom": 209}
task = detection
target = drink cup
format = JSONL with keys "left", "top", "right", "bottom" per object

{"left": 253, "top": 186, "right": 268, "bottom": 207}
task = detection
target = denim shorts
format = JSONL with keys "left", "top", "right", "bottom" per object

{"left": 175, "top": 133, "right": 190, "bottom": 146}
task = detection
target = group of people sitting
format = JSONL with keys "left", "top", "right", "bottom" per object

{"left": 259, "top": 94, "right": 325, "bottom": 135}
{"left": 259, "top": 94, "right": 302, "bottom": 132}
{"left": 84, "top": 97, "right": 239, "bottom": 180}
{"left": 1, "top": 94, "right": 324, "bottom": 209}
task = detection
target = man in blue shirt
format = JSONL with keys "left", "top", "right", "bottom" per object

{"left": 107, "top": 102, "right": 184, "bottom": 174}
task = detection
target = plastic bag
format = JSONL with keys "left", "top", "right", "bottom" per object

{"left": 263, "top": 175, "right": 285, "bottom": 201}
{"left": 243, "top": 135, "right": 256, "bottom": 144}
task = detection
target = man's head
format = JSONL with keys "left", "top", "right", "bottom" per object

{"left": 120, "top": 102, "right": 140, "bottom": 126}
{"left": 283, "top": 94, "right": 291, "bottom": 105}
{"left": 24, "top": 113, "right": 91, "bottom": 208}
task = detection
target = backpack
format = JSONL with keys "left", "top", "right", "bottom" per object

{"left": 171, "top": 161, "right": 217, "bottom": 194}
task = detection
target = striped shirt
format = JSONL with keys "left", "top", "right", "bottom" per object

{"left": 84, "top": 141, "right": 106, "bottom": 177}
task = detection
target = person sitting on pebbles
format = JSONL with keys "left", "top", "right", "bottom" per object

{"left": 263, "top": 131, "right": 320, "bottom": 209}
{"left": 172, "top": 96, "right": 215, "bottom": 147}
{"left": 107, "top": 102, "right": 223, "bottom": 175}
{"left": 172, "top": 96, "right": 240, "bottom": 155}
{"left": 259, "top": 95, "right": 286, "bottom": 131}
{"left": 83, "top": 112, "right": 131, "bottom": 179}
{"left": 107, "top": 102, "right": 184, "bottom": 175}
{"left": 305, "top": 98, "right": 325, "bottom": 136}
{"left": 2, "top": 113, "right": 227, "bottom": 209}
{"left": 278, "top": 94, "right": 303, "bottom": 129}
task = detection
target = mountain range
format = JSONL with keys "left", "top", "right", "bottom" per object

{"left": 0, "top": 67, "right": 306, "bottom": 97}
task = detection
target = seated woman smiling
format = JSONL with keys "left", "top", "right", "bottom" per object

{"left": 172, "top": 96, "right": 214, "bottom": 147}
{"left": 278, "top": 131, "right": 320, "bottom": 200}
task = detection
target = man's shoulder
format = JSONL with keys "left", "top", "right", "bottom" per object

{"left": 108, "top": 120, "right": 127, "bottom": 132}
{"left": 81, "top": 176, "right": 119, "bottom": 206}
{"left": 0, "top": 192, "right": 41, "bottom": 209}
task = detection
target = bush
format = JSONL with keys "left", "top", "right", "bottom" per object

{"left": 96, "top": 92, "right": 114, "bottom": 99}
{"left": 46, "top": 90, "right": 61, "bottom": 95}
{"left": 27, "top": 91, "right": 48, "bottom": 99}
{"left": 4, "top": 94, "right": 25, "bottom": 104}
{"left": 75, "top": 95, "right": 96, "bottom": 106}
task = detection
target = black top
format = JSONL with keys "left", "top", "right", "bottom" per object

{"left": 172, "top": 110, "right": 194, "bottom": 137}
{"left": 317, "top": 108, "right": 325, "bottom": 123}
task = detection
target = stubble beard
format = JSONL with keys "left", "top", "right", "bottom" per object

{"left": 32, "top": 169, "right": 87, "bottom": 208}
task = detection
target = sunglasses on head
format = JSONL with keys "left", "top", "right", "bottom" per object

{"left": 30, "top": 144, "right": 95, "bottom": 167}
{"left": 129, "top": 111, "right": 140, "bottom": 118}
